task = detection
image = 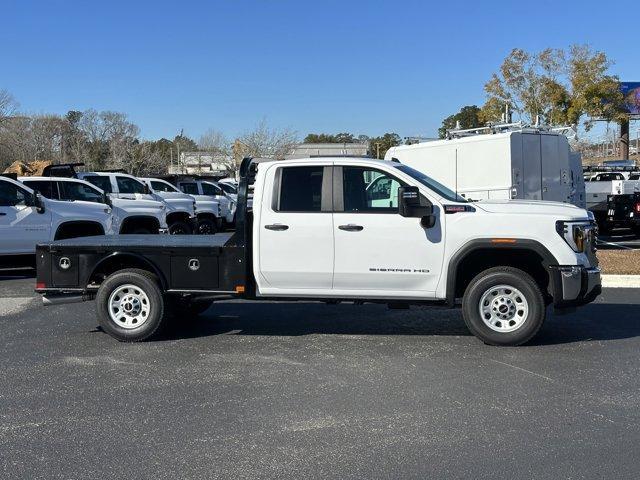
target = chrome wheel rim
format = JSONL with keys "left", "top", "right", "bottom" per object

{"left": 478, "top": 284, "right": 529, "bottom": 333}
{"left": 108, "top": 284, "right": 151, "bottom": 329}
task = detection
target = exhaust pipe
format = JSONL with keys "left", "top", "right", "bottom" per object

{"left": 43, "top": 293, "right": 95, "bottom": 306}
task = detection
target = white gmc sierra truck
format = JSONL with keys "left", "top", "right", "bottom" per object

{"left": 35, "top": 157, "right": 601, "bottom": 346}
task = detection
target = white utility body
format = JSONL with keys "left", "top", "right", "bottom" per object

{"left": 385, "top": 130, "right": 585, "bottom": 208}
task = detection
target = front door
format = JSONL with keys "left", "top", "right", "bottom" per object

{"left": 0, "top": 181, "right": 51, "bottom": 255}
{"left": 332, "top": 166, "right": 444, "bottom": 296}
{"left": 258, "top": 164, "right": 334, "bottom": 291}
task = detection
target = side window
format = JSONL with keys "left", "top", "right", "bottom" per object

{"left": 22, "top": 180, "right": 57, "bottom": 199}
{"left": 116, "top": 176, "right": 146, "bottom": 194}
{"left": 180, "top": 183, "right": 199, "bottom": 195}
{"left": 202, "top": 183, "right": 222, "bottom": 196}
{"left": 84, "top": 176, "right": 113, "bottom": 193}
{"left": 59, "top": 182, "right": 103, "bottom": 203}
{"left": 151, "top": 181, "right": 177, "bottom": 192}
{"left": 343, "top": 167, "right": 403, "bottom": 213}
{"left": 0, "top": 182, "right": 33, "bottom": 207}
{"left": 276, "top": 166, "right": 324, "bottom": 212}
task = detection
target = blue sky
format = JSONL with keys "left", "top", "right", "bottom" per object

{"left": 2, "top": 0, "right": 637, "bottom": 141}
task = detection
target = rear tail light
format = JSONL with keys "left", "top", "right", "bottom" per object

{"left": 634, "top": 202, "right": 640, "bottom": 214}
{"left": 35, "top": 282, "right": 46, "bottom": 290}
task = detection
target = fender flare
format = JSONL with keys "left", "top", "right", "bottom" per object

{"left": 445, "top": 239, "right": 558, "bottom": 305}
{"left": 88, "top": 251, "right": 168, "bottom": 290}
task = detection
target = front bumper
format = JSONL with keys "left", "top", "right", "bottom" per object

{"left": 550, "top": 265, "right": 601, "bottom": 309}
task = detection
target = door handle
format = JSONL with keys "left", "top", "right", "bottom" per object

{"left": 265, "top": 224, "right": 289, "bottom": 231}
{"left": 338, "top": 224, "right": 364, "bottom": 232}
{"left": 0, "top": 212, "right": 6, "bottom": 216}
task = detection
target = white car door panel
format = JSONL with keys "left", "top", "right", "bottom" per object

{"left": 0, "top": 180, "right": 51, "bottom": 254}
{"left": 258, "top": 164, "right": 334, "bottom": 290}
{"left": 332, "top": 166, "right": 444, "bottom": 295}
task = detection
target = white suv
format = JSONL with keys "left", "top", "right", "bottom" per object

{"left": 0, "top": 175, "right": 114, "bottom": 260}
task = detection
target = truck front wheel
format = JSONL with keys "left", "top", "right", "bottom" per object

{"left": 462, "top": 267, "right": 546, "bottom": 346}
{"left": 96, "top": 269, "right": 166, "bottom": 342}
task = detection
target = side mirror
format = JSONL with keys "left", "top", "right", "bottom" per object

{"left": 143, "top": 184, "right": 151, "bottom": 194}
{"left": 103, "top": 193, "right": 113, "bottom": 207}
{"left": 33, "top": 193, "right": 46, "bottom": 214}
{"left": 399, "top": 186, "right": 436, "bottom": 228}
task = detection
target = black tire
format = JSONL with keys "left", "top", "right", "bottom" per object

{"left": 166, "top": 297, "right": 213, "bottom": 318}
{"left": 96, "top": 269, "right": 166, "bottom": 342}
{"left": 169, "top": 220, "right": 192, "bottom": 235}
{"left": 124, "top": 228, "right": 152, "bottom": 235}
{"left": 196, "top": 218, "right": 217, "bottom": 235}
{"left": 462, "top": 266, "right": 546, "bottom": 346}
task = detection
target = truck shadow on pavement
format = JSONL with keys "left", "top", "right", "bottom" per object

{"left": 158, "top": 301, "right": 640, "bottom": 346}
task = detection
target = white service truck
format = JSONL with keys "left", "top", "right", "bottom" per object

{"left": 139, "top": 177, "right": 223, "bottom": 234}
{"left": 385, "top": 129, "right": 585, "bottom": 208}
{"left": 0, "top": 175, "right": 114, "bottom": 264}
{"left": 36, "top": 156, "right": 600, "bottom": 347}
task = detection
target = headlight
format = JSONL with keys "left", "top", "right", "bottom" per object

{"left": 556, "top": 221, "right": 593, "bottom": 253}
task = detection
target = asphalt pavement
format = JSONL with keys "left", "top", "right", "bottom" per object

{"left": 1, "top": 271, "right": 640, "bottom": 479}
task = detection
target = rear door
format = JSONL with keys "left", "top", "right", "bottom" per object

{"left": 257, "top": 164, "right": 334, "bottom": 291}
{"left": 0, "top": 180, "right": 51, "bottom": 254}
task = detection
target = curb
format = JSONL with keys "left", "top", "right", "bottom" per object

{"left": 602, "top": 274, "right": 640, "bottom": 288}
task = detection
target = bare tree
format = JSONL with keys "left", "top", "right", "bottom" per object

{"left": 198, "top": 128, "right": 234, "bottom": 172}
{"left": 236, "top": 119, "right": 298, "bottom": 161}
{"left": 0, "top": 89, "right": 18, "bottom": 127}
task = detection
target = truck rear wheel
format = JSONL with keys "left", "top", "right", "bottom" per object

{"left": 462, "top": 267, "right": 545, "bottom": 346}
{"left": 96, "top": 269, "right": 165, "bottom": 342}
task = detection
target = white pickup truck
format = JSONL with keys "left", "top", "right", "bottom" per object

{"left": 35, "top": 157, "right": 601, "bottom": 346}
{"left": 20, "top": 176, "right": 170, "bottom": 235}
{"left": 172, "top": 178, "right": 236, "bottom": 227}
{"left": 139, "top": 177, "right": 223, "bottom": 234}
{"left": 0, "top": 175, "right": 114, "bottom": 264}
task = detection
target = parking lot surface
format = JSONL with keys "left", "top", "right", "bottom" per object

{"left": 1, "top": 272, "right": 640, "bottom": 479}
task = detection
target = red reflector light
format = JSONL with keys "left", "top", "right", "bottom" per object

{"left": 35, "top": 282, "right": 46, "bottom": 290}
{"left": 634, "top": 203, "right": 640, "bottom": 214}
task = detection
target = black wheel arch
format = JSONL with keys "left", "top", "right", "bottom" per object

{"left": 446, "top": 239, "right": 558, "bottom": 306}
{"left": 54, "top": 221, "right": 105, "bottom": 240}
{"left": 87, "top": 252, "right": 168, "bottom": 291}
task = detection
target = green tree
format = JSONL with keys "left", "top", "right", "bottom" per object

{"left": 369, "top": 133, "right": 401, "bottom": 159}
{"left": 482, "top": 45, "right": 625, "bottom": 129}
{"left": 438, "top": 105, "right": 482, "bottom": 138}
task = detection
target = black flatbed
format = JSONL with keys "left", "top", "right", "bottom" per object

{"left": 44, "top": 233, "right": 233, "bottom": 251}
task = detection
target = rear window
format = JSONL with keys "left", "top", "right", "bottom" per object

{"left": 84, "top": 176, "right": 112, "bottom": 193}
{"left": 275, "top": 166, "right": 324, "bottom": 212}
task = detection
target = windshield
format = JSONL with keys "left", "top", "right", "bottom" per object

{"left": 394, "top": 164, "right": 467, "bottom": 202}
{"left": 151, "top": 180, "right": 179, "bottom": 193}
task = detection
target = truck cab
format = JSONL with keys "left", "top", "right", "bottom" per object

{"left": 140, "top": 177, "right": 222, "bottom": 234}
{"left": 0, "top": 175, "right": 113, "bottom": 263}
{"left": 35, "top": 157, "right": 601, "bottom": 347}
